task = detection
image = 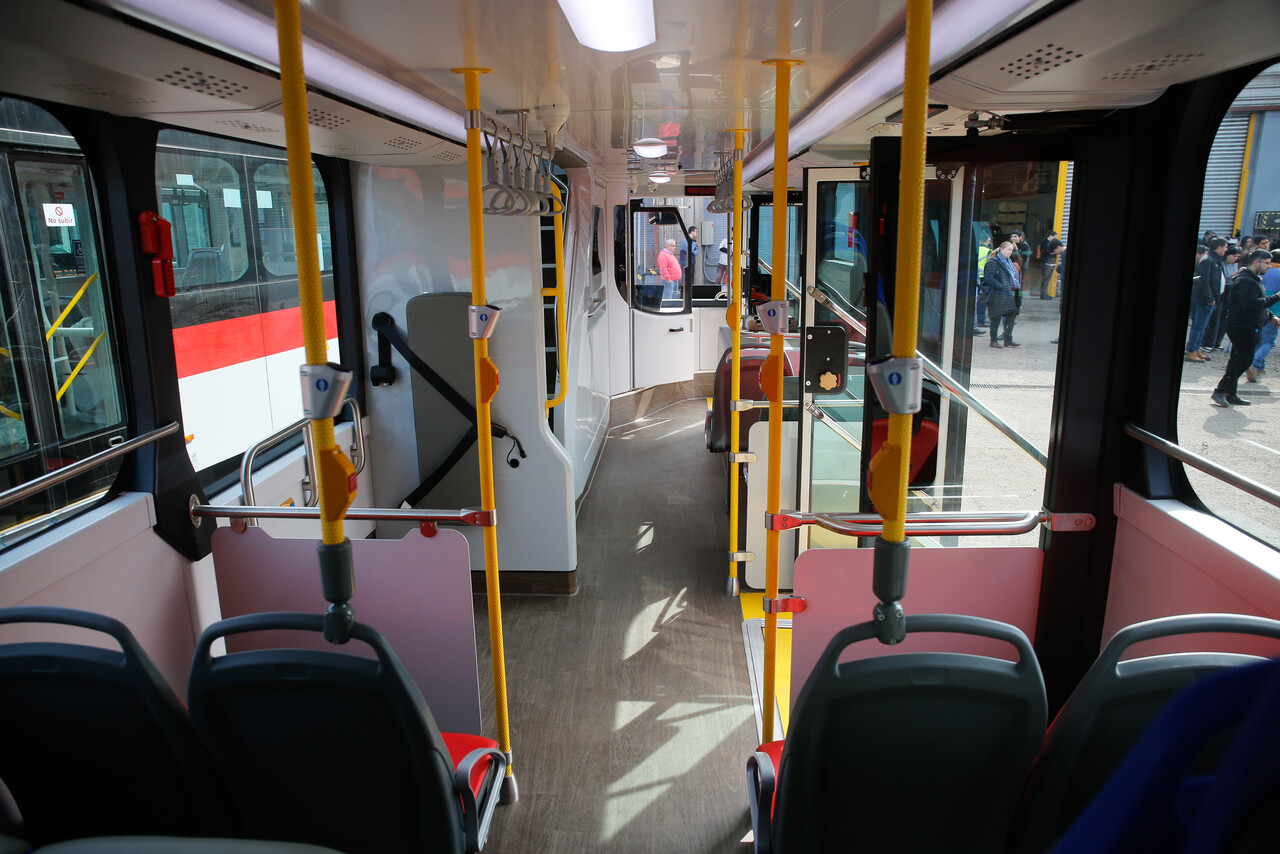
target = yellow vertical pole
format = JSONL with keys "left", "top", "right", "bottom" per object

{"left": 760, "top": 21, "right": 803, "bottom": 739}
{"left": 451, "top": 65, "right": 518, "bottom": 802}
{"left": 545, "top": 183, "right": 568, "bottom": 411}
{"left": 1233, "top": 114, "right": 1256, "bottom": 238}
{"left": 864, "top": 0, "right": 931, "bottom": 648}
{"left": 274, "top": 1, "right": 353, "bottom": 589}
{"left": 1048, "top": 161, "right": 1069, "bottom": 298}
{"left": 726, "top": 126, "right": 747, "bottom": 595}
{"left": 726, "top": 0, "right": 749, "bottom": 596}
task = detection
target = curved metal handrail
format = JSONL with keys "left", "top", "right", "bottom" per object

{"left": 240, "top": 396, "right": 365, "bottom": 514}
{"left": 0, "top": 422, "right": 179, "bottom": 511}
{"left": 191, "top": 504, "right": 494, "bottom": 527}
{"left": 813, "top": 509, "right": 1048, "bottom": 537}
{"left": 1126, "top": 423, "right": 1280, "bottom": 510}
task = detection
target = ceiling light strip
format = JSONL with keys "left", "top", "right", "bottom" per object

{"left": 743, "top": 0, "right": 1047, "bottom": 180}
{"left": 108, "top": 0, "right": 464, "bottom": 141}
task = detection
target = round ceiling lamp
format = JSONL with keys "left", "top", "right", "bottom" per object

{"left": 649, "top": 172, "right": 672, "bottom": 184}
{"left": 633, "top": 137, "right": 668, "bottom": 158}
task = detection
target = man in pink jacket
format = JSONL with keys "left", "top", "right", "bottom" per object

{"left": 658, "top": 238, "right": 681, "bottom": 301}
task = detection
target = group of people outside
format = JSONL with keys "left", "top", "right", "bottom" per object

{"left": 1187, "top": 231, "right": 1280, "bottom": 407}
{"left": 974, "top": 228, "right": 1066, "bottom": 348}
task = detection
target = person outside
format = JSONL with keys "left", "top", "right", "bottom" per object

{"left": 716, "top": 236, "right": 729, "bottom": 285}
{"left": 984, "top": 241, "right": 1021, "bottom": 348}
{"left": 1196, "top": 238, "right": 1229, "bottom": 356}
{"left": 678, "top": 226, "right": 700, "bottom": 284}
{"left": 1039, "top": 231, "right": 1065, "bottom": 298}
{"left": 1204, "top": 244, "right": 1242, "bottom": 352}
{"left": 974, "top": 235, "right": 993, "bottom": 330}
{"left": 1247, "top": 249, "right": 1280, "bottom": 382}
{"left": 1211, "top": 249, "right": 1280, "bottom": 407}
{"left": 657, "top": 238, "right": 681, "bottom": 301}
{"left": 1186, "top": 244, "right": 1218, "bottom": 362}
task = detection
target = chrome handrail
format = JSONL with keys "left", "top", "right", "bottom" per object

{"left": 240, "top": 397, "right": 365, "bottom": 517}
{"left": 191, "top": 504, "right": 494, "bottom": 527}
{"left": 0, "top": 422, "right": 179, "bottom": 511}
{"left": 1126, "top": 424, "right": 1280, "bottom": 510}
{"left": 805, "top": 285, "right": 1049, "bottom": 467}
{"left": 765, "top": 508, "right": 1095, "bottom": 538}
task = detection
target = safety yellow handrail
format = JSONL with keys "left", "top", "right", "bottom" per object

{"left": 545, "top": 182, "right": 568, "bottom": 412}
{"left": 726, "top": 2, "right": 749, "bottom": 597}
{"left": 452, "top": 64, "right": 518, "bottom": 803}
{"left": 46, "top": 273, "right": 98, "bottom": 341}
{"left": 55, "top": 331, "right": 106, "bottom": 401}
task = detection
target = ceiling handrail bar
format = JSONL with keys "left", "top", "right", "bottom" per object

{"left": 1126, "top": 423, "right": 1280, "bottom": 510}
{"left": 0, "top": 422, "right": 179, "bottom": 511}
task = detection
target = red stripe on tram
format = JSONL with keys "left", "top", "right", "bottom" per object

{"left": 173, "top": 303, "right": 338, "bottom": 379}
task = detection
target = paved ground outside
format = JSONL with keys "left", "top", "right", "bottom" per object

{"left": 957, "top": 290, "right": 1279, "bottom": 550}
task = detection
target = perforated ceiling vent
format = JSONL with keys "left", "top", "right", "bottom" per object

{"left": 308, "top": 108, "right": 349, "bottom": 130}
{"left": 999, "top": 44, "right": 1084, "bottom": 80}
{"left": 158, "top": 67, "right": 250, "bottom": 99}
{"left": 49, "top": 83, "right": 156, "bottom": 106}
{"left": 1102, "top": 54, "right": 1206, "bottom": 81}
{"left": 431, "top": 148, "right": 464, "bottom": 163}
{"left": 215, "top": 119, "right": 276, "bottom": 134}
{"left": 384, "top": 136, "right": 423, "bottom": 151}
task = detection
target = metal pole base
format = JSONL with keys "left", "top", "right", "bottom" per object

{"left": 727, "top": 576, "right": 740, "bottom": 596}
{"left": 500, "top": 773, "right": 519, "bottom": 805}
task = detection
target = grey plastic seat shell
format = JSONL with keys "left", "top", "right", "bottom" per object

{"left": 1007, "top": 612, "right": 1280, "bottom": 853}
{"left": 188, "top": 612, "right": 505, "bottom": 854}
{"left": 748, "top": 613, "right": 1047, "bottom": 854}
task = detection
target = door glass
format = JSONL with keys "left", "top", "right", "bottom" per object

{"left": 803, "top": 162, "right": 1071, "bottom": 550}
{"left": 11, "top": 158, "right": 124, "bottom": 442}
{"left": 632, "top": 208, "right": 688, "bottom": 313}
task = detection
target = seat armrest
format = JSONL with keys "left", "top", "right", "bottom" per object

{"left": 455, "top": 747, "right": 509, "bottom": 852}
{"left": 747, "top": 750, "right": 777, "bottom": 854}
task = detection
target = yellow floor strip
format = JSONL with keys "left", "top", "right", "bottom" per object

{"left": 740, "top": 592, "right": 792, "bottom": 733}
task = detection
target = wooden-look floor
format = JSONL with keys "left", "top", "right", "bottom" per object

{"left": 475, "top": 398, "right": 755, "bottom": 854}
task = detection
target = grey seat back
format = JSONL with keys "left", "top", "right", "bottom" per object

{"left": 1008, "top": 613, "right": 1280, "bottom": 853}
{"left": 772, "top": 614, "right": 1046, "bottom": 853}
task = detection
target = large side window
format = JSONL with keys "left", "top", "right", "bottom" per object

{"left": 1177, "top": 63, "right": 1280, "bottom": 548}
{"left": 0, "top": 98, "right": 128, "bottom": 546}
{"left": 156, "top": 131, "right": 336, "bottom": 485}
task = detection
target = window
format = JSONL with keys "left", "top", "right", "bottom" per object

{"left": 0, "top": 99, "right": 128, "bottom": 546}
{"left": 1177, "top": 63, "right": 1280, "bottom": 548}
{"left": 156, "top": 131, "right": 336, "bottom": 484}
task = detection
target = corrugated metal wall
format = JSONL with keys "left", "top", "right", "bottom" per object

{"left": 1198, "top": 114, "right": 1250, "bottom": 239}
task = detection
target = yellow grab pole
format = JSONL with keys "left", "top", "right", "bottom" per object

{"left": 864, "top": 0, "right": 931, "bottom": 645}
{"left": 452, "top": 65, "right": 518, "bottom": 803}
{"left": 545, "top": 182, "right": 568, "bottom": 412}
{"left": 726, "top": 126, "right": 748, "bottom": 596}
{"left": 275, "top": 1, "right": 356, "bottom": 648}
{"left": 760, "top": 54, "right": 801, "bottom": 745}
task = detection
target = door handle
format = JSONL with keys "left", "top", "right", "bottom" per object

{"left": 668, "top": 327, "right": 684, "bottom": 332}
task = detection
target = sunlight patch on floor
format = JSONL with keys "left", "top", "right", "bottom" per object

{"left": 623, "top": 587, "right": 688, "bottom": 660}
{"left": 601, "top": 700, "right": 753, "bottom": 843}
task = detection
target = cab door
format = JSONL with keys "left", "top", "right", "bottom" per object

{"left": 630, "top": 204, "right": 695, "bottom": 388}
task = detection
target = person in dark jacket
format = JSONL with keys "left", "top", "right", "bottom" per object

{"left": 1211, "top": 250, "right": 1280, "bottom": 407}
{"left": 1195, "top": 238, "right": 1229, "bottom": 356}
{"left": 985, "top": 241, "right": 1021, "bottom": 348}
{"left": 1186, "top": 243, "right": 1219, "bottom": 362}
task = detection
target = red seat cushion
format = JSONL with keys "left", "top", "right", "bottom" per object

{"left": 758, "top": 739, "right": 785, "bottom": 817}
{"left": 442, "top": 732, "right": 498, "bottom": 797}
